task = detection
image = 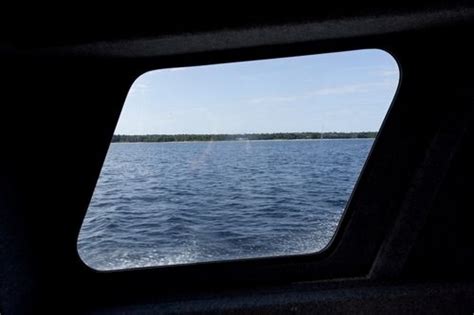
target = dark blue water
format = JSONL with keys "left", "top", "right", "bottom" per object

{"left": 77, "top": 139, "right": 373, "bottom": 270}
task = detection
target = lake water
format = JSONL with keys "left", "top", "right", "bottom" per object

{"left": 77, "top": 139, "right": 373, "bottom": 270}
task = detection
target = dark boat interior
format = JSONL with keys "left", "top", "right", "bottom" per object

{"left": 1, "top": 5, "right": 474, "bottom": 314}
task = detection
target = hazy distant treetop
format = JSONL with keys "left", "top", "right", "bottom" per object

{"left": 112, "top": 132, "right": 377, "bottom": 143}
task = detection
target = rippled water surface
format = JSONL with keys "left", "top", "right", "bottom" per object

{"left": 78, "top": 139, "right": 373, "bottom": 270}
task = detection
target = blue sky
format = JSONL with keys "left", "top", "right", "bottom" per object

{"left": 116, "top": 49, "right": 399, "bottom": 135}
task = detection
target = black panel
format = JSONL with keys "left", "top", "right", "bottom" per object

{"left": 1, "top": 6, "right": 474, "bottom": 314}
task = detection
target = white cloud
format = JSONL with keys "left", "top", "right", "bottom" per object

{"left": 128, "top": 82, "right": 149, "bottom": 96}
{"left": 248, "top": 82, "right": 392, "bottom": 105}
{"left": 372, "top": 69, "right": 399, "bottom": 77}
{"left": 310, "top": 84, "right": 372, "bottom": 96}
{"left": 135, "top": 83, "right": 149, "bottom": 89}
{"left": 164, "top": 67, "right": 187, "bottom": 72}
{"left": 248, "top": 95, "right": 299, "bottom": 104}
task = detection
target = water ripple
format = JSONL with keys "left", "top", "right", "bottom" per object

{"left": 78, "top": 139, "right": 372, "bottom": 270}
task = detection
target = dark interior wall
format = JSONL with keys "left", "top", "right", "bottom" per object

{"left": 369, "top": 30, "right": 474, "bottom": 281}
{"left": 403, "top": 89, "right": 474, "bottom": 279}
{"left": 1, "top": 8, "right": 474, "bottom": 314}
{"left": 0, "top": 58, "right": 136, "bottom": 312}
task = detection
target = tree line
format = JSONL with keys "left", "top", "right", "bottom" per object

{"left": 111, "top": 132, "right": 377, "bottom": 143}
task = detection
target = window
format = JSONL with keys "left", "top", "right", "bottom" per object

{"left": 77, "top": 49, "right": 399, "bottom": 270}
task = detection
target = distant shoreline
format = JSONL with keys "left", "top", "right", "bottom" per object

{"left": 112, "top": 132, "right": 377, "bottom": 143}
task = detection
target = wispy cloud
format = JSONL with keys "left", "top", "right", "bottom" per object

{"left": 248, "top": 82, "right": 392, "bottom": 105}
{"left": 128, "top": 82, "right": 149, "bottom": 96}
{"left": 310, "top": 84, "right": 372, "bottom": 96}
{"left": 249, "top": 95, "right": 300, "bottom": 104}
{"left": 372, "top": 69, "right": 399, "bottom": 77}
{"left": 135, "top": 83, "right": 149, "bottom": 89}
{"left": 164, "top": 67, "right": 188, "bottom": 72}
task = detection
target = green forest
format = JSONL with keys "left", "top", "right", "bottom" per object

{"left": 112, "top": 132, "right": 377, "bottom": 143}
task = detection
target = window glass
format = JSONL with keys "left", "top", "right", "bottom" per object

{"left": 78, "top": 49, "right": 399, "bottom": 270}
